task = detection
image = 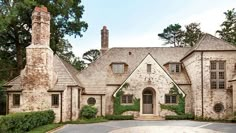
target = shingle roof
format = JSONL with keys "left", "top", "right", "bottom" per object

{"left": 4, "top": 55, "right": 82, "bottom": 91}
{"left": 182, "top": 34, "right": 236, "bottom": 60}
{"left": 78, "top": 47, "right": 191, "bottom": 87}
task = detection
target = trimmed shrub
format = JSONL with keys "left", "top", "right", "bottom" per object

{"left": 165, "top": 114, "right": 194, "bottom": 120}
{"left": 80, "top": 105, "right": 98, "bottom": 119}
{"left": 105, "top": 115, "right": 134, "bottom": 120}
{"left": 0, "top": 110, "right": 55, "bottom": 133}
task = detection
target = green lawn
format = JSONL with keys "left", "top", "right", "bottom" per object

{"left": 27, "top": 123, "right": 64, "bottom": 133}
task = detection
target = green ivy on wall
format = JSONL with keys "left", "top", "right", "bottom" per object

{"left": 160, "top": 85, "right": 185, "bottom": 115}
{"left": 113, "top": 83, "right": 140, "bottom": 115}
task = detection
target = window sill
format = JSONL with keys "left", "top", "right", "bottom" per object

{"left": 51, "top": 105, "right": 59, "bottom": 108}
{"left": 12, "top": 105, "right": 20, "bottom": 108}
{"left": 164, "top": 103, "right": 178, "bottom": 105}
{"left": 121, "top": 103, "right": 133, "bottom": 105}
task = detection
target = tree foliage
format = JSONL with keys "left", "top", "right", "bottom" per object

{"left": 216, "top": 8, "right": 236, "bottom": 45}
{"left": 82, "top": 49, "right": 100, "bottom": 63}
{"left": 158, "top": 23, "right": 203, "bottom": 47}
{"left": 0, "top": 0, "right": 88, "bottom": 76}
{"left": 183, "top": 23, "right": 203, "bottom": 47}
{"left": 158, "top": 24, "right": 184, "bottom": 47}
{"left": 72, "top": 57, "right": 86, "bottom": 71}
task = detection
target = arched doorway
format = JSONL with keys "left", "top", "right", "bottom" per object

{"left": 142, "top": 88, "right": 155, "bottom": 114}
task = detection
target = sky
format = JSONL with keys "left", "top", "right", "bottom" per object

{"left": 66, "top": 0, "right": 236, "bottom": 57}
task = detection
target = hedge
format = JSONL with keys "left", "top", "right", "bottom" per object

{"left": 105, "top": 115, "right": 134, "bottom": 120}
{"left": 0, "top": 110, "right": 55, "bottom": 133}
{"left": 80, "top": 105, "right": 98, "bottom": 119}
{"left": 165, "top": 114, "right": 194, "bottom": 120}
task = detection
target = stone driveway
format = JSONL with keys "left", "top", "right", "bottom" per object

{"left": 55, "top": 120, "right": 236, "bottom": 133}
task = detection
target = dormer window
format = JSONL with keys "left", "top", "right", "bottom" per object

{"left": 169, "top": 63, "right": 181, "bottom": 73}
{"left": 112, "top": 63, "right": 125, "bottom": 74}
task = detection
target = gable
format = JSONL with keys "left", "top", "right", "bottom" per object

{"left": 182, "top": 34, "right": 236, "bottom": 61}
{"left": 113, "top": 53, "right": 186, "bottom": 97}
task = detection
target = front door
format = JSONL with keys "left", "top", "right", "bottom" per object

{"left": 143, "top": 90, "right": 153, "bottom": 114}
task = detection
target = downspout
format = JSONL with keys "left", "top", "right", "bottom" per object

{"left": 6, "top": 92, "right": 9, "bottom": 114}
{"left": 201, "top": 52, "right": 204, "bottom": 118}
{"left": 70, "top": 87, "right": 73, "bottom": 121}
{"left": 100, "top": 95, "right": 103, "bottom": 116}
{"left": 60, "top": 92, "right": 63, "bottom": 123}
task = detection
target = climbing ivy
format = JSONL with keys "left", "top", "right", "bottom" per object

{"left": 113, "top": 83, "right": 140, "bottom": 115}
{"left": 160, "top": 85, "right": 185, "bottom": 115}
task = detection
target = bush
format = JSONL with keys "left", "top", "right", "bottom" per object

{"left": 165, "top": 114, "right": 194, "bottom": 120}
{"left": 0, "top": 110, "right": 55, "bottom": 133}
{"left": 105, "top": 115, "right": 134, "bottom": 120}
{"left": 80, "top": 105, "right": 98, "bottom": 119}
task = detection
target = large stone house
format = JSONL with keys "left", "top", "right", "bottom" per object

{"left": 4, "top": 6, "right": 236, "bottom": 122}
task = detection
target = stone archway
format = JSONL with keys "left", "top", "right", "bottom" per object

{"left": 142, "top": 87, "right": 156, "bottom": 114}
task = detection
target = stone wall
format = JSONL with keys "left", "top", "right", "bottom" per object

{"left": 114, "top": 54, "right": 186, "bottom": 116}
{"left": 81, "top": 95, "right": 105, "bottom": 116}
{"left": 183, "top": 51, "right": 236, "bottom": 119}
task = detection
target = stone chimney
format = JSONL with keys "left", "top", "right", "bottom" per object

{"left": 100, "top": 26, "right": 109, "bottom": 54}
{"left": 31, "top": 6, "right": 50, "bottom": 46}
{"left": 19, "top": 6, "right": 57, "bottom": 111}
{"left": 21, "top": 6, "right": 56, "bottom": 90}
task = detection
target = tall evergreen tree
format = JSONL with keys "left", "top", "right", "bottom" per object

{"left": 183, "top": 23, "right": 203, "bottom": 47}
{"left": 216, "top": 8, "right": 236, "bottom": 45}
{"left": 158, "top": 24, "right": 185, "bottom": 47}
{"left": 82, "top": 49, "right": 101, "bottom": 63}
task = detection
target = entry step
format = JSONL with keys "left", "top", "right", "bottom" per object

{"left": 135, "top": 115, "right": 164, "bottom": 121}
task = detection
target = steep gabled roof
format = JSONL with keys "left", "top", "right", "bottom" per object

{"left": 113, "top": 53, "right": 186, "bottom": 97}
{"left": 4, "top": 55, "right": 83, "bottom": 91}
{"left": 77, "top": 47, "right": 191, "bottom": 88}
{"left": 182, "top": 34, "right": 236, "bottom": 61}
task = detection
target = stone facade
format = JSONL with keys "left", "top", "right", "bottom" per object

{"left": 4, "top": 6, "right": 236, "bottom": 122}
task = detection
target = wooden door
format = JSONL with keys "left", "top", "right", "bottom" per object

{"left": 143, "top": 90, "right": 153, "bottom": 114}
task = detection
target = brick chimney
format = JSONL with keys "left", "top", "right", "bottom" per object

{"left": 100, "top": 26, "right": 109, "bottom": 54}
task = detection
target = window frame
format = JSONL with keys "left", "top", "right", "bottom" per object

{"left": 165, "top": 94, "right": 178, "bottom": 104}
{"left": 87, "top": 97, "right": 96, "bottom": 105}
{"left": 112, "top": 63, "right": 125, "bottom": 74}
{"left": 51, "top": 94, "right": 59, "bottom": 107}
{"left": 121, "top": 95, "right": 133, "bottom": 104}
{"left": 210, "top": 61, "right": 226, "bottom": 89}
{"left": 147, "top": 64, "right": 152, "bottom": 73}
{"left": 13, "top": 94, "right": 20, "bottom": 107}
{"left": 169, "top": 63, "right": 181, "bottom": 73}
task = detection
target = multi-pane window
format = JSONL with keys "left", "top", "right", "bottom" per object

{"left": 169, "top": 64, "right": 181, "bottom": 73}
{"left": 147, "top": 64, "right": 151, "bottom": 73}
{"left": 13, "top": 94, "right": 20, "bottom": 106}
{"left": 165, "top": 95, "right": 177, "bottom": 104}
{"left": 210, "top": 61, "right": 225, "bottom": 89}
{"left": 51, "top": 94, "right": 59, "bottom": 106}
{"left": 112, "top": 64, "right": 124, "bottom": 73}
{"left": 121, "top": 95, "right": 133, "bottom": 104}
